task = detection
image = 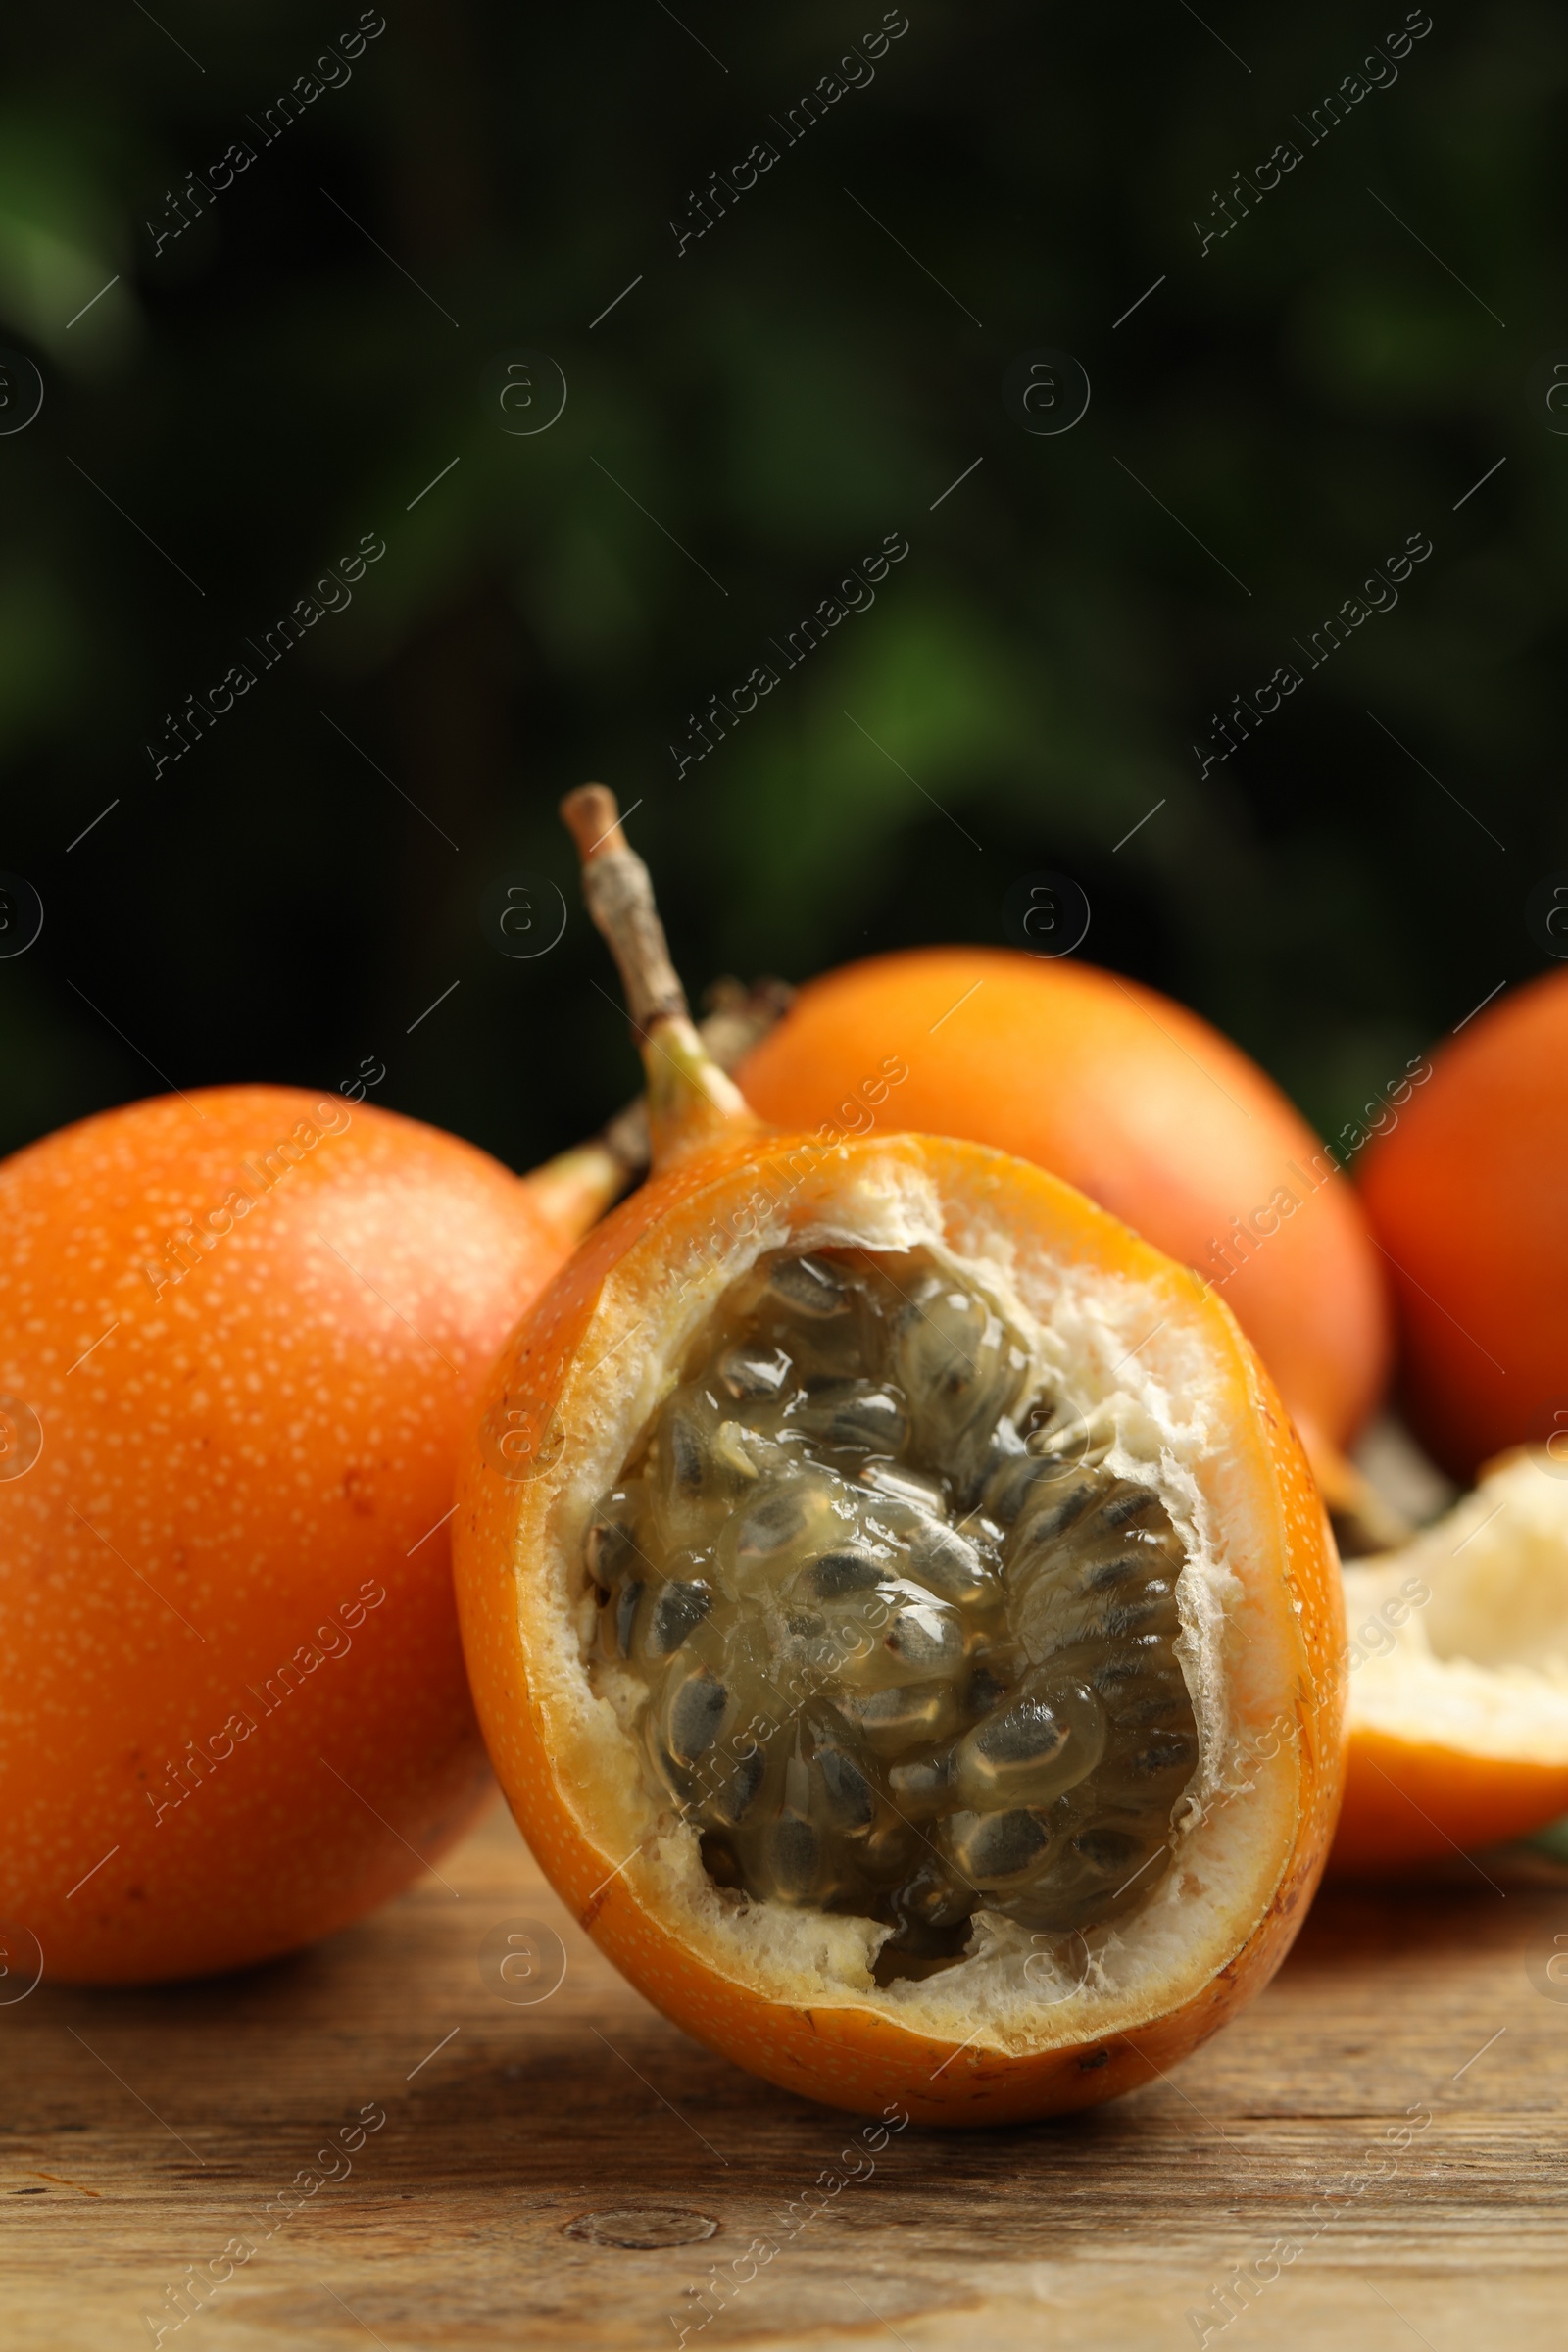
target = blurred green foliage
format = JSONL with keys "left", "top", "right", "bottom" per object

{"left": 1, "top": 0, "right": 1564, "bottom": 1175}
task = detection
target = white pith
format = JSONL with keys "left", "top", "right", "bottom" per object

{"left": 1345, "top": 1448, "right": 1568, "bottom": 1762}
{"left": 514, "top": 1148, "right": 1306, "bottom": 2053}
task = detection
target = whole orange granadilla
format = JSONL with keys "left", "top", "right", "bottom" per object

{"left": 1359, "top": 967, "right": 1568, "bottom": 1479}
{"left": 737, "top": 947, "right": 1391, "bottom": 1507}
{"left": 0, "top": 1085, "right": 618, "bottom": 1983}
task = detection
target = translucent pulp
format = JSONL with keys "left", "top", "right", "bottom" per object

{"left": 585, "top": 1249, "right": 1199, "bottom": 1978}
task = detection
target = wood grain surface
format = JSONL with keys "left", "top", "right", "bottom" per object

{"left": 6, "top": 1795, "right": 1567, "bottom": 2351}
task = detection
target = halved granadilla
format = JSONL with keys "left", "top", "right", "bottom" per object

{"left": 452, "top": 791, "right": 1346, "bottom": 2125}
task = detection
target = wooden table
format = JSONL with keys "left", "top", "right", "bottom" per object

{"left": 6, "top": 1797, "right": 1566, "bottom": 2350}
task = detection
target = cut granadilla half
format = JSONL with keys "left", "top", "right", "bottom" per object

{"left": 1334, "top": 1448, "right": 1568, "bottom": 1870}
{"left": 452, "top": 790, "right": 1346, "bottom": 2125}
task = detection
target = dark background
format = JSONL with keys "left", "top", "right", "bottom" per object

{"left": 0, "top": 0, "right": 1560, "bottom": 1177}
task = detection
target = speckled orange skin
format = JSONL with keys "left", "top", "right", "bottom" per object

{"left": 737, "top": 949, "right": 1392, "bottom": 1477}
{"left": 454, "top": 1129, "right": 1345, "bottom": 2125}
{"left": 1334, "top": 1734, "right": 1568, "bottom": 1873}
{"left": 1360, "top": 970, "right": 1568, "bottom": 1481}
{"left": 0, "top": 1086, "right": 578, "bottom": 1984}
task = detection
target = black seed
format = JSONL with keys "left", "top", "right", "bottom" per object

{"left": 1010, "top": 1477, "right": 1100, "bottom": 1552}
{"left": 667, "top": 1410, "right": 704, "bottom": 1494}
{"left": 668, "top": 1672, "right": 728, "bottom": 1763}
{"left": 710, "top": 1746, "right": 766, "bottom": 1823}
{"left": 835, "top": 1680, "right": 957, "bottom": 1746}
{"left": 816, "top": 1746, "right": 876, "bottom": 1830}
{"left": 967, "top": 1665, "right": 1009, "bottom": 1715}
{"left": 1003, "top": 1811, "right": 1172, "bottom": 1932}
{"left": 972, "top": 1692, "right": 1071, "bottom": 1770}
{"left": 734, "top": 1484, "right": 810, "bottom": 1560}
{"left": 767, "top": 1254, "right": 850, "bottom": 1319}
{"left": 992, "top": 1453, "right": 1068, "bottom": 1519}
{"left": 952, "top": 1807, "right": 1052, "bottom": 1883}
{"left": 885, "top": 1601, "right": 963, "bottom": 1674}
{"left": 717, "top": 1343, "right": 793, "bottom": 1399}
{"left": 893, "top": 1284, "right": 1022, "bottom": 1455}
{"left": 1071, "top": 1825, "right": 1141, "bottom": 1874}
{"left": 1102, "top": 1573, "right": 1181, "bottom": 1628}
{"left": 613, "top": 1581, "right": 644, "bottom": 1659}
{"left": 797, "top": 1381, "right": 910, "bottom": 1455}
{"left": 807, "top": 1549, "right": 883, "bottom": 1599}
{"left": 905, "top": 1520, "right": 991, "bottom": 1604}
{"left": 1101, "top": 1730, "right": 1198, "bottom": 1791}
{"left": 1093, "top": 1592, "right": 1175, "bottom": 1642}
{"left": 767, "top": 1813, "right": 822, "bottom": 1895}
{"left": 646, "top": 1581, "right": 712, "bottom": 1657}
{"left": 585, "top": 1490, "right": 645, "bottom": 1589}
{"left": 1091, "top": 1647, "right": 1186, "bottom": 1701}
{"left": 1098, "top": 1688, "right": 1163, "bottom": 1737}
{"left": 1081, "top": 1551, "right": 1145, "bottom": 1595}
{"left": 1086, "top": 1484, "right": 1163, "bottom": 1537}
{"left": 1007, "top": 1471, "right": 1102, "bottom": 1544}
{"left": 1110, "top": 1678, "right": 1194, "bottom": 1733}
{"left": 829, "top": 1392, "right": 907, "bottom": 1452}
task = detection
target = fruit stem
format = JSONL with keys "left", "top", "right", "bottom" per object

{"left": 561, "top": 785, "right": 765, "bottom": 1167}
{"left": 522, "top": 976, "right": 792, "bottom": 1238}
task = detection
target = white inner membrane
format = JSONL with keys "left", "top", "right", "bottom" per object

{"left": 1345, "top": 1449, "right": 1568, "bottom": 1760}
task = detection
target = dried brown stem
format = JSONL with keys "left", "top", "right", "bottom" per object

{"left": 560, "top": 784, "right": 688, "bottom": 1038}
{"left": 559, "top": 784, "right": 761, "bottom": 1167}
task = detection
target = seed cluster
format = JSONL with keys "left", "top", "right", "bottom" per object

{"left": 586, "top": 1249, "right": 1198, "bottom": 1978}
